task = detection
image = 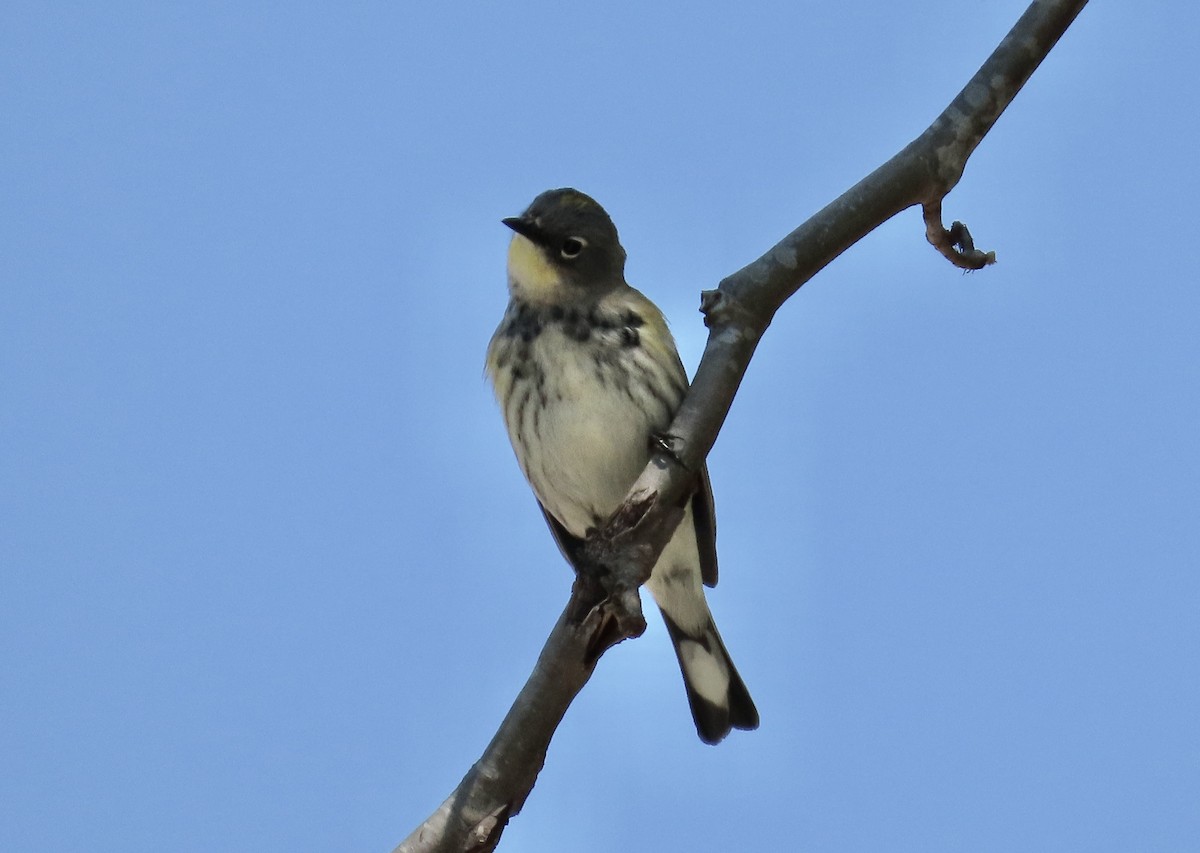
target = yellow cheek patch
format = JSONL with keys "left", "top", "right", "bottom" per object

{"left": 507, "top": 234, "right": 563, "bottom": 303}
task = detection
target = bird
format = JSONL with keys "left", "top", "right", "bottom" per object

{"left": 485, "top": 187, "right": 758, "bottom": 744}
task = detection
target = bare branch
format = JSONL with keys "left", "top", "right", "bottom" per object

{"left": 397, "top": 1, "right": 1089, "bottom": 849}
{"left": 396, "top": 598, "right": 608, "bottom": 853}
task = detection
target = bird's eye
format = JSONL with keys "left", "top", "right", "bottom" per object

{"left": 560, "top": 237, "right": 586, "bottom": 259}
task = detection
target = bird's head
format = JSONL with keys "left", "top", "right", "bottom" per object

{"left": 502, "top": 188, "right": 627, "bottom": 305}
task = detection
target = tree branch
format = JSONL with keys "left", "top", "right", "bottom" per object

{"left": 396, "top": 1, "right": 1088, "bottom": 850}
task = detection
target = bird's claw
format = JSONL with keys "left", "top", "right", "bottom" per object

{"left": 650, "top": 432, "right": 689, "bottom": 471}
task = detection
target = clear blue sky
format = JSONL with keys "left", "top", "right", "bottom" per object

{"left": 3, "top": 3, "right": 1198, "bottom": 851}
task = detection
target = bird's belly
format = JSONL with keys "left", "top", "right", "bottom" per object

{"left": 521, "top": 342, "right": 657, "bottom": 537}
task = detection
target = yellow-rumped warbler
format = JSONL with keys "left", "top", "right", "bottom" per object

{"left": 486, "top": 188, "right": 758, "bottom": 744}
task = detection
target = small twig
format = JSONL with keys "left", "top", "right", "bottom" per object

{"left": 923, "top": 201, "right": 997, "bottom": 270}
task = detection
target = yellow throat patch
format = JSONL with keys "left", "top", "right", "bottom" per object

{"left": 506, "top": 234, "right": 563, "bottom": 304}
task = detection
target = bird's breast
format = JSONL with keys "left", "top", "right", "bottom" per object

{"left": 488, "top": 311, "right": 685, "bottom": 537}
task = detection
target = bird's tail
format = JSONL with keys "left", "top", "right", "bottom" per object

{"left": 659, "top": 609, "right": 759, "bottom": 745}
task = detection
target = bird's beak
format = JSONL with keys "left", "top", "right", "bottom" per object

{"left": 502, "top": 216, "right": 546, "bottom": 245}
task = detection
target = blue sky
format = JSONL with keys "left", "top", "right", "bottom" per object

{"left": 3, "top": 2, "right": 1198, "bottom": 852}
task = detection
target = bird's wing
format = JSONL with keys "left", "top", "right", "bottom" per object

{"left": 537, "top": 500, "right": 587, "bottom": 571}
{"left": 622, "top": 289, "right": 719, "bottom": 587}
{"left": 692, "top": 463, "right": 719, "bottom": 587}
